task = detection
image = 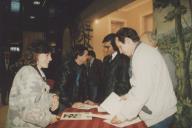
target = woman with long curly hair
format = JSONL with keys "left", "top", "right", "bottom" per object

{"left": 6, "top": 40, "right": 59, "bottom": 128}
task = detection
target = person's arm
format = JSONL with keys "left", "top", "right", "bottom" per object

{"left": 114, "top": 55, "right": 131, "bottom": 95}
{"left": 57, "top": 63, "right": 71, "bottom": 105}
{"left": 116, "top": 55, "right": 155, "bottom": 121}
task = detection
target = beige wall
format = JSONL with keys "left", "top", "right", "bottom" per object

{"left": 91, "top": 0, "right": 153, "bottom": 60}
{"left": 91, "top": 16, "right": 110, "bottom": 60}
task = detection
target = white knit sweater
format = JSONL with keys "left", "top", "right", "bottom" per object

{"left": 119, "top": 43, "right": 177, "bottom": 126}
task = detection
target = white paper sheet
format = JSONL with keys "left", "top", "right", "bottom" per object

{"left": 100, "top": 92, "right": 127, "bottom": 116}
{"left": 73, "top": 103, "right": 98, "bottom": 110}
{"left": 97, "top": 106, "right": 107, "bottom": 112}
{"left": 77, "top": 104, "right": 98, "bottom": 110}
{"left": 91, "top": 113, "right": 113, "bottom": 120}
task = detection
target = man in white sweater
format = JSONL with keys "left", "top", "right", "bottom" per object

{"left": 111, "top": 27, "right": 177, "bottom": 128}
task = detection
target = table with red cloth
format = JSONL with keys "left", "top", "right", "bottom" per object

{"left": 47, "top": 107, "right": 147, "bottom": 128}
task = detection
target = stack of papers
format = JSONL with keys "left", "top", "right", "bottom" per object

{"left": 100, "top": 92, "right": 127, "bottom": 116}
{"left": 99, "top": 92, "right": 142, "bottom": 127}
{"left": 97, "top": 106, "right": 107, "bottom": 112}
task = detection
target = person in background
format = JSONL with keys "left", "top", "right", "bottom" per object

{"left": 0, "top": 49, "right": 12, "bottom": 105}
{"left": 111, "top": 27, "right": 177, "bottom": 128}
{"left": 102, "top": 33, "right": 131, "bottom": 101}
{"left": 57, "top": 44, "right": 89, "bottom": 111}
{"left": 86, "top": 50, "right": 103, "bottom": 102}
{"left": 0, "top": 51, "right": 5, "bottom": 104}
{"left": 6, "top": 40, "right": 59, "bottom": 128}
{"left": 141, "top": 31, "right": 178, "bottom": 90}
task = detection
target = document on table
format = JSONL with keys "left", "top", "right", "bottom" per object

{"left": 72, "top": 103, "right": 98, "bottom": 110}
{"left": 104, "top": 117, "right": 141, "bottom": 128}
{"left": 76, "top": 104, "right": 98, "bottom": 110}
{"left": 60, "top": 112, "right": 92, "bottom": 120}
{"left": 100, "top": 92, "right": 127, "bottom": 116}
{"left": 91, "top": 113, "right": 113, "bottom": 120}
{"left": 97, "top": 106, "right": 107, "bottom": 112}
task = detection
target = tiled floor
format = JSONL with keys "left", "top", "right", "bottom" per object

{"left": 0, "top": 105, "right": 8, "bottom": 128}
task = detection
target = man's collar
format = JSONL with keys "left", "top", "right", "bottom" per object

{"left": 111, "top": 51, "right": 118, "bottom": 60}
{"left": 90, "top": 57, "right": 94, "bottom": 66}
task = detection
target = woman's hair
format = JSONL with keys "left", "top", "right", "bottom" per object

{"left": 116, "top": 27, "right": 140, "bottom": 43}
{"left": 19, "top": 40, "right": 51, "bottom": 66}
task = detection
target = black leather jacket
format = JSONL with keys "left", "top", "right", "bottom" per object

{"left": 103, "top": 53, "right": 131, "bottom": 99}
{"left": 87, "top": 58, "right": 103, "bottom": 87}
{"left": 58, "top": 60, "right": 87, "bottom": 106}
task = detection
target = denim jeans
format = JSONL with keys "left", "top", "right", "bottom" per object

{"left": 150, "top": 115, "right": 175, "bottom": 128}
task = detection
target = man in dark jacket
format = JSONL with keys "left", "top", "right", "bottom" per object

{"left": 0, "top": 50, "right": 11, "bottom": 105}
{"left": 86, "top": 50, "right": 103, "bottom": 102}
{"left": 102, "top": 33, "right": 131, "bottom": 101}
{"left": 58, "top": 44, "right": 89, "bottom": 109}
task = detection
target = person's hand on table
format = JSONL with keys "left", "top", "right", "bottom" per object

{"left": 120, "top": 95, "right": 127, "bottom": 100}
{"left": 84, "top": 100, "right": 96, "bottom": 106}
{"left": 50, "top": 95, "right": 59, "bottom": 111}
{"left": 72, "top": 102, "right": 84, "bottom": 108}
{"left": 50, "top": 115, "right": 60, "bottom": 124}
{"left": 111, "top": 115, "right": 126, "bottom": 124}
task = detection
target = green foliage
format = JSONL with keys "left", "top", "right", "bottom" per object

{"left": 77, "top": 22, "right": 93, "bottom": 48}
{"left": 164, "top": 6, "right": 186, "bottom": 22}
{"left": 176, "top": 98, "right": 192, "bottom": 128}
{"left": 154, "top": 0, "right": 192, "bottom": 127}
{"left": 154, "top": 0, "right": 174, "bottom": 9}
{"left": 157, "top": 27, "right": 192, "bottom": 128}
{"left": 165, "top": 10, "right": 176, "bottom": 21}
{"left": 69, "top": 17, "right": 93, "bottom": 48}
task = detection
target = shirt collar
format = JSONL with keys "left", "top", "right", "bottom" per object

{"left": 111, "top": 51, "right": 118, "bottom": 60}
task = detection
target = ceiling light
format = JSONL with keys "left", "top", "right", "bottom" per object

{"left": 33, "top": 1, "right": 40, "bottom": 5}
{"left": 94, "top": 19, "right": 99, "bottom": 24}
{"left": 29, "top": 16, "right": 35, "bottom": 19}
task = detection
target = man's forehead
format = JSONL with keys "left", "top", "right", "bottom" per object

{"left": 103, "top": 41, "right": 111, "bottom": 46}
{"left": 83, "top": 50, "right": 88, "bottom": 54}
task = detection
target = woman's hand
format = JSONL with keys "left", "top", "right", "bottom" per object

{"left": 50, "top": 115, "right": 60, "bottom": 124}
{"left": 50, "top": 95, "right": 59, "bottom": 111}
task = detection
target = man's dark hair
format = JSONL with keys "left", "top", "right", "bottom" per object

{"left": 88, "top": 50, "right": 96, "bottom": 58}
{"left": 116, "top": 27, "right": 140, "bottom": 43}
{"left": 73, "top": 44, "right": 88, "bottom": 59}
{"left": 102, "top": 33, "right": 119, "bottom": 51}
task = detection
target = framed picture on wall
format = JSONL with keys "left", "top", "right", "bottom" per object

{"left": 110, "top": 19, "right": 126, "bottom": 33}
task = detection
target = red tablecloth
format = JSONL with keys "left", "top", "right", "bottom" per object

{"left": 47, "top": 108, "right": 147, "bottom": 128}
